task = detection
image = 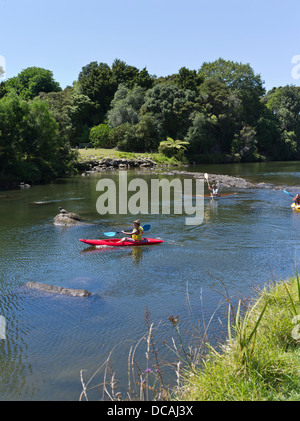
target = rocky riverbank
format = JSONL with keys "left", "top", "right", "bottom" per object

{"left": 76, "top": 156, "right": 158, "bottom": 176}
{"left": 159, "top": 169, "right": 293, "bottom": 191}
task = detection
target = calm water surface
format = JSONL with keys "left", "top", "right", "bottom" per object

{"left": 1, "top": 161, "right": 300, "bottom": 400}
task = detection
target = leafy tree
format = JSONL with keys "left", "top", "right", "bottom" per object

{"left": 175, "top": 67, "right": 204, "bottom": 92}
{"left": 39, "top": 87, "right": 74, "bottom": 143}
{"left": 184, "top": 112, "right": 215, "bottom": 155}
{"left": 0, "top": 92, "right": 75, "bottom": 182}
{"left": 77, "top": 59, "right": 154, "bottom": 127}
{"left": 231, "top": 125, "right": 258, "bottom": 161}
{"left": 111, "top": 59, "right": 154, "bottom": 90}
{"left": 141, "top": 83, "right": 197, "bottom": 141}
{"left": 199, "top": 58, "right": 265, "bottom": 125}
{"left": 4, "top": 67, "right": 61, "bottom": 100}
{"left": 134, "top": 114, "right": 159, "bottom": 151}
{"left": 68, "top": 92, "right": 94, "bottom": 145}
{"left": 0, "top": 93, "right": 29, "bottom": 174}
{"left": 109, "top": 123, "right": 132, "bottom": 150}
{"left": 107, "top": 84, "right": 145, "bottom": 128}
{"left": 77, "top": 62, "right": 115, "bottom": 124}
{"left": 263, "top": 85, "right": 300, "bottom": 159}
{"left": 185, "top": 79, "right": 240, "bottom": 157}
{"left": 255, "top": 107, "right": 281, "bottom": 158}
{"left": 89, "top": 124, "right": 111, "bottom": 148}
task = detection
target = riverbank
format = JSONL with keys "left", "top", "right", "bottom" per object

{"left": 75, "top": 148, "right": 183, "bottom": 172}
{"left": 176, "top": 276, "right": 300, "bottom": 401}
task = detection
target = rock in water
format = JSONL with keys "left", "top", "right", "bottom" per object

{"left": 25, "top": 281, "right": 91, "bottom": 297}
{"left": 54, "top": 208, "right": 81, "bottom": 225}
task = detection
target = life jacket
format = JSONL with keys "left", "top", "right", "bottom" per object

{"left": 132, "top": 226, "right": 143, "bottom": 241}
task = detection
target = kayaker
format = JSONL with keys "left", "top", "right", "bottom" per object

{"left": 208, "top": 183, "right": 219, "bottom": 197}
{"left": 120, "top": 220, "right": 144, "bottom": 243}
{"left": 293, "top": 194, "right": 300, "bottom": 206}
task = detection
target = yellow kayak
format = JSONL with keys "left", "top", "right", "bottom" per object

{"left": 291, "top": 203, "right": 300, "bottom": 211}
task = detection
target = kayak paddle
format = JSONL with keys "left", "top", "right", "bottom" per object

{"left": 283, "top": 189, "right": 295, "bottom": 198}
{"left": 103, "top": 224, "right": 151, "bottom": 237}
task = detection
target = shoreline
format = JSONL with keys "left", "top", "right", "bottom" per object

{"left": 176, "top": 276, "right": 300, "bottom": 401}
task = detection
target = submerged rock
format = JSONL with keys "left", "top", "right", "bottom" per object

{"left": 25, "top": 281, "right": 91, "bottom": 297}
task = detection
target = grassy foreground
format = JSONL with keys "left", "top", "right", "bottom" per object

{"left": 176, "top": 277, "right": 300, "bottom": 401}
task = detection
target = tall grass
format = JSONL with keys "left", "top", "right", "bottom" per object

{"left": 177, "top": 277, "right": 300, "bottom": 401}
{"left": 79, "top": 277, "right": 300, "bottom": 401}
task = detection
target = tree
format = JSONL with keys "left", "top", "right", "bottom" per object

{"left": 184, "top": 79, "right": 240, "bottom": 156}
{"left": 0, "top": 92, "right": 76, "bottom": 182}
{"left": 39, "top": 87, "right": 74, "bottom": 144}
{"left": 141, "top": 83, "right": 197, "bottom": 141}
{"left": 107, "top": 84, "right": 145, "bottom": 128}
{"left": 111, "top": 59, "right": 154, "bottom": 90}
{"left": 263, "top": 85, "right": 300, "bottom": 159}
{"left": 231, "top": 125, "right": 258, "bottom": 161}
{"left": 184, "top": 112, "right": 215, "bottom": 155}
{"left": 89, "top": 124, "right": 111, "bottom": 148}
{"left": 68, "top": 92, "right": 94, "bottom": 145}
{"left": 175, "top": 67, "right": 203, "bottom": 92}
{"left": 199, "top": 58, "right": 265, "bottom": 126}
{"left": 4, "top": 67, "right": 61, "bottom": 100}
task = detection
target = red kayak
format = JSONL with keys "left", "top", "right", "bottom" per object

{"left": 79, "top": 238, "right": 164, "bottom": 247}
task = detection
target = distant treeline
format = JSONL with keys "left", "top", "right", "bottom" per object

{"left": 1, "top": 58, "right": 300, "bottom": 183}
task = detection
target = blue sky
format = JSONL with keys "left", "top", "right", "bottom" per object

{"left": 1, "top": 0, "right": 300, "bottom": 91}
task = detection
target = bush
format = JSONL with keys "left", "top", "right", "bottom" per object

{"left": 89, "top": 124, "right": 112, "bottom": 148}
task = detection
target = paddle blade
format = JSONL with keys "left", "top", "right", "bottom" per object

{"left": 204, "top": 173, "right": 208, "bottom": 181}
{"left": 283, "top": 190, "right": 295, "bottom": 197}
{"left": 142, "top": 224, "right": 151, "bottom": 232}
{"left": 103, "top": 231, "right": 117, "bottom": 237}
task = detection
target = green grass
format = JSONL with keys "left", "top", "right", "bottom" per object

{"left": 75, "top": 148, "right": 183, "bottom": 166}
{"left": 176, "top": 277, "right": 300, "bottom": 401}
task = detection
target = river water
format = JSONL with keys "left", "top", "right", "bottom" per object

{"left": 1, "top": 161, "right": 300, "bottom": 401}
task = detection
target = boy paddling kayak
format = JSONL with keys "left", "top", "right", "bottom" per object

{"left": 120, "top": 220, "right": 145, "bottom": 243}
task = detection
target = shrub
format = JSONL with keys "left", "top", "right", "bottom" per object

{"left": 89, "top": 124, "right": 112, "bottom": 148}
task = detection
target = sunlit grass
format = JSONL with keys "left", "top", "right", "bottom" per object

{"left": 75, "top": 148, "right": 181, "bottom": 165}
{"left": 177, "top": 277, "right": 300, "bottom": 401}
{"left": 79, "top": 277, "right": 300, "bottom": 401}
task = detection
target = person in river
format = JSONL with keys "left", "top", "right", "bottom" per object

{"left": 208, "top": 183, "right": 220, "bottom": 198}
{"left": 293, "top": 194, "right": 300, "bottom": 206}
{"left": 120, "top": 220, "right": 144, "bottom": 243}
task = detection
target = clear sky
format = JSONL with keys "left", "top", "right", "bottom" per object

{"left": 1, "top": 0, "right": 300, "bottom": 92}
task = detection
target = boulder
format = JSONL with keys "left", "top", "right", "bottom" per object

{"left": 54, "top": 208, "right": 82, "bottom": 226}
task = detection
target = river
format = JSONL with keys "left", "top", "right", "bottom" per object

{"left": 1, "top": 161, "right": 300, "bottom": 400}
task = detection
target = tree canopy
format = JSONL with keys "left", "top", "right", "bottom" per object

{"left": 1, "top": 57, "right": 300, "bottom": 185}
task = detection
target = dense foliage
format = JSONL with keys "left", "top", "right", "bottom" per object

{"left": 1, "top": 57, "right": 300, "bottom": 184}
